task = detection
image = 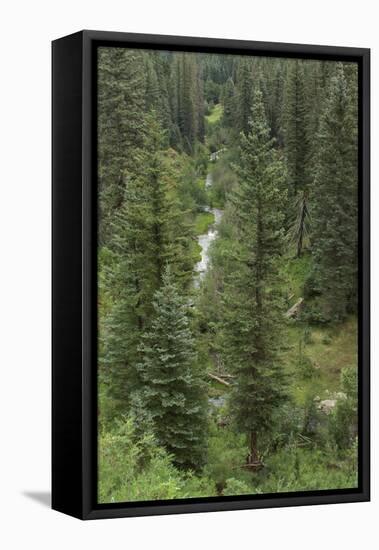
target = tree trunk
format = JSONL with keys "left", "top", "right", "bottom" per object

{"left": 297, "top": 226, "right": 303, "bottom": 258}
{"left": 249, "top": 431, "right": 258, "bottom": 463}
{"left": 296, "top": 192, "right": 308, "bottom": 258}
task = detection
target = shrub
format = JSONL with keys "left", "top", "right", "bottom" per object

{"left": 303, "top": 270, "right": 320, "bottom": 299}
{"left": 99, "top": 417, "right": 215, "bottom": 503}
{"left": 254, "top": 447, "right": 358, "bottom": 494}
{"left": 223, "top": 478, "right": 254, "bottom": 496}
{"left": 296, "top": 354, "right": 315, "bottom": 379}
{"left": 203, "top": 422, "right": 248, "bottom": 492}
{"left": 328, "top": 367, "right": 358, "bottom": 449}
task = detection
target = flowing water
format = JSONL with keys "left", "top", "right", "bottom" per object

{"left": 194, "top": 173, "right": 223, "bottom": 284}
{"left": 195, "top": 172, "right": 226, "bottom": 408}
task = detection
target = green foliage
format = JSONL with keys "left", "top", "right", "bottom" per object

{"left": 204, "top": 423, "right": 248, "bottom": 490}
{"left": 218, "top": 89, "right": 288, "bottom": 459}
{"left": 262, "top": 60, "right": 285, "bottom": 143}
{"left": 208, "top": 153, "right": 238, "bottom": 207}
{"left": 97, "top": 51, "right": 359, "bottom": 503}
{"left": 297, "top": 353, "right": 317, "bottom": 381}
{"left": 294, "top": 329, "right": 318, "bottom": 380}
{"left": 99, "top": 417, "right": 179, "bottom": 503}
{"left": 223, "top": 478, "right": 253, "bottom": 496}
{"left": 177, "top": 169, "right": 204, "bottom": 212}
{"left": 195, "top": 211, "right": 215, "bottom": 235}
{"left": 254, "top": 446, "right": 358, "bottom": 493}
{"left": 287, "top": 190, "right": 311, "bottom": 257}
{"left": 204, "top": 79, "right": 221, "bottom": 103}
{"left": 99, "top": 418, "right": 216, "bottom": 503}
{"left": 100, "top": 115, "right": 197, "bottom": 413}
{"left": 283, "top": 60, "right": 310, "bottom": 195}
{"left": 97, "top": 47, "right": 149, "bottom": 244}
{"left": 205, "top": 103, "right": 223, "bottom": 124}
{"left": 235, "top": 57, "right": 255, "bottom": 135}
{"left": 221, "top": 77, "right": 236, "bottom": 128}
{"left": 281, "top": 253, "right": 312, "bottom": 309}
{"left": 328, "top": 367, "right": 358, "bottom": 449}
{"left": 310, "top": 64, "right": 358, "bottom": 322}
{"left": 136, "top": 267, "right": 208, "bottom": 470}
{"left": 170, "top": 53, "right": 205, "bottom": 151}
{"left": 302, "top": 326, "right": 313, "bottom": 344}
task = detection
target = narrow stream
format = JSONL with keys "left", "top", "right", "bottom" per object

{"left": 195, "top": 169, "right": 226, "bottom": 409}
{"left": 195, "top": 173, "right": 223, "bottom": 284}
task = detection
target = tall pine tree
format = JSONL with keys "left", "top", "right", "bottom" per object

{"left": 97, "top": 47, "right": 148, "bottom": 244}
{"left": 220, "top": 88, "right": 288, "bottom": 464}
{"left": 283, "top": 60, "right": 309, "bottom": 195}
{"left": 136, "top": 266, "right": 207, "bottom": 470}
{"left": 310, "top": 63, "right": 358, "bottom": 321}
{"left": 170, "top": 53, "right": 204, "bottom": 153}
{"left": 221, "top": 77, "right": 236, "bottom": 127}
{"left": 235, "top": 57, "right": 255, "bottom": 135}
{"left": 101, "top": 114, "right": 197, "bottom": 413}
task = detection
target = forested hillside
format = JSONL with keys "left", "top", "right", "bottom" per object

{"left": 97, "top": 48, "right": 358, "bottom": 503}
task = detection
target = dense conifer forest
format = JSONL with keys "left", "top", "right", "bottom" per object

{"left": 97, "top": 48, "right": 358, "bottom": 502}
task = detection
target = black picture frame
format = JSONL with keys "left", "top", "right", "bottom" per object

{"left": 52, "top": 30, "right": 370, "bottom": 520}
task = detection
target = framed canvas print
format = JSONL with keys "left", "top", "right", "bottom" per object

{"left": 52, "top": 30, "right": 370, "bottom": 520}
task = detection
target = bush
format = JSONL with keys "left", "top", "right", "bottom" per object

{"left": 303, "top": 270, "right": 321, "bottom": 299}
{"left": 295, "top": 332, "right": 318, "bottom": 380}
{"left": 269, "top": 402, "right": 304, "bottom": 450}
{"left": 297, "top": 355, "right": 318, "bottom": 380}
{"left": 254, "top": 447, "right": 358, "bottom": 494}
{"left": 99, "top": 417, "right": 216, "bottom": 503}
{"left": 328, "top": 367, "right": 357, "bottom": 449}
{"left": 208, "top": 155, "right": 237, "bottom": 208}
{"left": 223, "top": 478, "right": 254, "bottom": 496}
{"left": 203, "top": 422, "right": 248, "bottom": 492}
{"left": 301, "top": 299, "right": 330, "bottom": 324}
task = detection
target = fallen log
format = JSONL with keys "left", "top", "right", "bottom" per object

{"left": 208, "top": 373, "right": 231, "bottom": 386}
{"left": 241, "top": 461, "right": 264, "bottom": 471}
{"left": 285, "top": 297, "right": 304, "bottom": 319}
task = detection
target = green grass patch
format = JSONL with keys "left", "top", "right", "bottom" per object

{"left": 282, "top": 316, "right": 357, "bottom": 406}
{"left": 305, "top": 316, "right": 357, "bottom": 383}
{"left": 281, "top": 252, "right": 312, "bottom": 302}
{"left": 206, "top": 103, "right": 223, "bottom": 125}
{"left": 195, "top": 211, "right": 215, "bottom": 235}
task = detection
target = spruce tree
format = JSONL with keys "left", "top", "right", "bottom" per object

{"left": 148, "top": 116, "right": 198, "bottom": 290}
{"left": 310, "top": 63, "right": 358, "bottom": 321}
{"left": 101, "top": 114, "right": 197, "bottom": 412}
{"left": 171, "top": 53, "right": 204, "bottom": 153}
{"left": 235, "top": 57, "right": 254, "bottom": 135}
{"left": 101, "top": 147, "right": 158, "bottom": 410}
{"left": 283, "top": 60, "right": 309, "bottom": 195}
{"left": 266, "top": 61, "right": 285, "bottom": 145}
{"left": 221, "top": 88, "right": 288, "bottom": 464}
{"left": 97, "top": 47, "right": 147, "bottom": 244}
{"left": 222, "top": 77, "right": 236, "bottom": 127}
{"left": 304, "top": 61, "right": 326, "bottom": 173}
{"left": 288, "top": 190, "right": 311, "bottom": 258}
{"left": 136, "top": 266, "right": 207, "bottom": 470}
{"left": 145, "top": 53, "right": 174, "bottom": 145}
